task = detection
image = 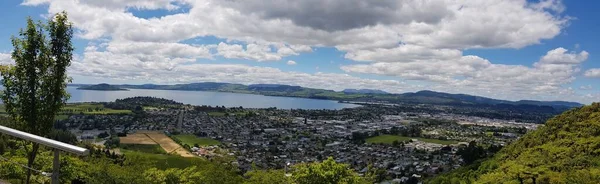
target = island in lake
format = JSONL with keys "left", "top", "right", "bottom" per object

{"left": 77, "top": 83, "right": 128, "bottom": 91}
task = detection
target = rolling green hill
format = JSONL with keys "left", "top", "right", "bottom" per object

{"left": 73, "top": 82, "right": 582, "bottom": 108}
{"left": 429, "top": 103, "right": 600, "bottom": 183}
{"left": 77, "top": 83, "right": 128, "bottom": 91}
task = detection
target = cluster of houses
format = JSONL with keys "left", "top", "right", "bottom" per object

{"left": 60, "top": 106, "right": 526, "bottom": 181}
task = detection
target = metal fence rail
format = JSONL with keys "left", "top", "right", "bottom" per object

{"left": 0, "top": 125, "right": 89, "bottom": 184}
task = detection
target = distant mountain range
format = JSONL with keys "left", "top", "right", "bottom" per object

{"left": 69, "top": 82, "right": 583, "bottom": 110}
{"left": 402, "top": 90, "right": 582, "bottom": 109}
{"left": 342, "top": 89, "right": 389, "bottom": 94}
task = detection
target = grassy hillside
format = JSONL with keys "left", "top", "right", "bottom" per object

{"left": 429, "top": 103, "right": 600, "bottom": 183}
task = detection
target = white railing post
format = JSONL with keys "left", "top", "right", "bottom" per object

{"left": 52, "top": 149, "right": 60, "bottom": 184}
{"left": 0, "top": 125, "right": 89, "bottom": 184}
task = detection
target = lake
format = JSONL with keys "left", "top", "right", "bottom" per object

{"left": 66, "top": 87, "right": 360, "bottom": 110}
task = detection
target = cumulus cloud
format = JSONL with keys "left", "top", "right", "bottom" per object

{"left": 216, "top": 42, "right": 295, "bottom": 61}
{"left": 26, "top": 0, "right": 567, "bottom": 49}
{"left": 20, "top": 0, "right": 597, "bottom": 103}
{"left": 69, "top": 47, "right": 413, "bottom": 92}
{"left": 584, "top": 68, "right": 600, "bottom": 78}
{"left": 580, "top": 85, "right": 593, "bottom": 90}
{"left": 342, "top": 48, "right": 589, "bottom": 99}
{"left": 537, "top": 47, "right": 589, "bottom": 65}
{"left": 107, "top": 41, "right": 214, "bottom": 59}
{"left": 0, "top": 52, "right": 13, "bottom": 65}
{"left": 287, "top": 60, "right": 297, "bottom": 65}
{"left": 216, "top": 0, "right": 452, "bottom": 32}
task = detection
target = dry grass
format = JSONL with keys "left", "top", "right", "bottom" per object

{"left": 119, "top": 133, "right": 156, "bottom": 144}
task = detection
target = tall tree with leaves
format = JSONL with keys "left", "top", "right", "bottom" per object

{"left": 0, "top": 12, "right": 73, "bottom": 184}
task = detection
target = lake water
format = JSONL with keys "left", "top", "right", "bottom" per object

{"left": 66, "top": 87, "right": 359, "bottom": 110}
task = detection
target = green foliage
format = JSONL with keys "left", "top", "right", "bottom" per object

{"left": 47, "top": 129, "right": 78, "bottom": 144}
{"left": 0, "top": 12, "right": 73, "bottom": 184}
{"left": 430, "top": 103, "right": 600, "bottom": 183}
{"left": 456, "top": 141, "right": 487, "bottom": 165}
{"left": 244, "top": 169, "right": 292, "bottom": 184}
{"left": 292, "top": 157, "right": 370, "bottom": 184}
{"left": 120, "top": 149, "right": 203, "bottom": 169}
{"left": 105, "top": 136, "right": 120, "bottom": 148}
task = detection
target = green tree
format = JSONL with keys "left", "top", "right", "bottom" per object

{"left": 244, "top": 169, "right": 292, "bottom": 184}
{"left": 0, "top": 12, "right": 73, "bottom": 184}
{"left": 292, "top": 157, "right": 369, "bottom": 184}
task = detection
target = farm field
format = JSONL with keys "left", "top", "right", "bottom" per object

{"left": 366, "top": 134, "right": 458, "bottom": 145}
{"left": 61, "top": 103, "right": 132, "bottom": 114}
{"left": 172, "top": 134, "right": 221, "bottom": 146}
{"left": 119, "top": 133, "right": 156, "bottom": 144}
{"left": 143, "top": 131, "right": 195, "bottom": 157}
{"left": 120, "top": 131, "right": 194, "bottom": 157}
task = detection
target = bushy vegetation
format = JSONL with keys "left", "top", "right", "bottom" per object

{"left": 104, "top": 97, "right": 183, "bottom": 110}
{"left": 0, "top": 140, "right": 373, "bottom": 183}
{"left": 429, "top": 103, "right": 600, "bottom": 183}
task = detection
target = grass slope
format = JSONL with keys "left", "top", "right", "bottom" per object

{"left": 120, "top": 149, "right": 204, "bottom": 169}
{"left": 430, "top": 103, "right": 600, "bottom": 183}
{"left": 121, "top": 144, "right": 166, "bottom": 154}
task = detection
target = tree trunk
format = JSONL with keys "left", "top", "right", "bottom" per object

{"left": 25, "top": 142, "right": 40, "bottom": 184}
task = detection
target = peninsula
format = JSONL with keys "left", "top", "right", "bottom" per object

{"left": 77, "top": 83, "right": 128, "bottom": 91}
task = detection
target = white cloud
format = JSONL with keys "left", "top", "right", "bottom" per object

{"left": 107, "top": 41, "right": 214, "bottom": 60}
{"left": 537, "top": 47, "right": 589, "bottom": 65}
{"left": 26, "top": 0, "right": 567, "bottom": 49}
{"left": 584, "top": 68, "right": 600, "bottom": 78}
{"left": 287, "top": 60, "right": 297, "bottom": 65}
{"left": 342, "top": 48, "right": 589, "bottom": 99}
{"left": 0, "top": 52, "right": 14, "bottom": 65}
{"left": 580, "top": 85, "right": 593, "bottom": 90}
{"left": 344, "top": 44, "right": 462, "bottom": 63}
{"left": 69, "top": 48, "right": 414, "bottom": 92}
{"left": 216, "top": 42, "right": 292, "bottom": 61}
{"left": 21, "top": 0, "right": 598, "bottom": 103}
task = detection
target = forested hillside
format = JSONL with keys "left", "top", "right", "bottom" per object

{"left": 429, "top": 103, "right": 600, "bottom": 183}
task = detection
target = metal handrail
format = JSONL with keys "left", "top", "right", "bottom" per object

{"left": 0, "top": 125, "right": 88, "bottom": 155}
{"left": 0, "top": 125, "right": 89, "bottom": 184}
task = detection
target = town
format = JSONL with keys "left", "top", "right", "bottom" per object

{"left": 57, "top": 97, "right": 534, "bottom": 183}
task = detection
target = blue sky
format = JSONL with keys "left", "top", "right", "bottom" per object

{"left": 0, "top": 0, "right": 599, "bottom": 103}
